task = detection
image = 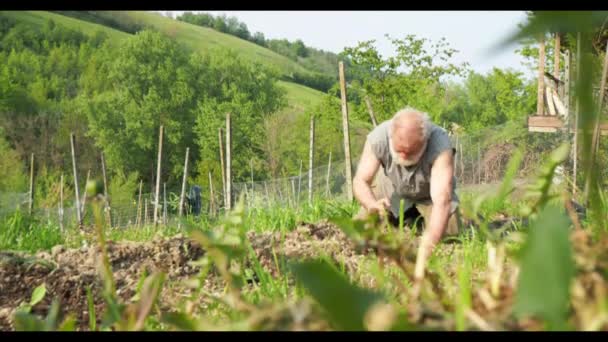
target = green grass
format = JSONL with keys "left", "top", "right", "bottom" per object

{"left": 0, "top": 198, "right": 357, "bottom": 253}
{"left": 2, "top": 11, "right": 130, "bottom": 43}
{"left": 278, "top": 81, "right": 325, "bottom": 111}
{"left": 0, "top": 210, "right": 64, "bottom": 253}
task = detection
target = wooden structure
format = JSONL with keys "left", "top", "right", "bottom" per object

{"left": 528, "top": 33, "right": 608, "bottom": 135}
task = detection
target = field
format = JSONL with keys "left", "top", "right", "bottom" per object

{"left": 1, "top": 145, "right": 605, "bottom": 331}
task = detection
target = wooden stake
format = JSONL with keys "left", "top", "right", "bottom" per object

{"left": 277, "top": 181, "right": 283, "bottom": 203}
{"left": 365, "top": 96, "right": 378, "bottom": 127}
{"left": 264, "top": 182, "right": 270, "bottom": 206}
{"left": 326, "top": 152, "right": 332, "bottom": 197}
{"left": 250, "top": 159, "right": 254, "bottom": 206}
{"left": 209, "top": 171, "right": 215, "bottom": 215}
{"left": 308, "top": 114, "right": 315, "bottom": 204}
{"left": 477, "top": 143, "right": 481, "bottom": 184}
{"left": 554, "top": 33, "right": 561, "bottom": 90}
{"left": 226, "top": 113, "right": 232, "bottom": 210}
{"left": 163, "top": 182, "right": 167, "bottom": 225}
{"left": 565, "top": 50, "right": 571, "bottom": 113}
{"left": 459, "top": 139, "right": 464, "bottom": 182}
{"left": 291, "top": 178, "right": 296, "bottom": 207}
{"left": 338, "top": 61, "right": 354, "bottom": 201}
{"left": 59, "top": 173, "right": 64, "bottom": 232}
{"left": 80, "top": 169, "right": 91, "bottom": 220}
{"left": 70, "top": 133, "right": 82, "bottom": 227}
{"left": 298, "top": 160, "right": 303, "bottom": 204}
{"left": 218, "top": 128, "right": 227, "bottom": 209}
{"left": 179, "top": 147, "right": 189, "bottom": 217}
{"left": 136, "top": 180, "right": 143, "bottom": 227}
{"left": 573, "top": 33, "right": 581, "bottom": 196}
{"left": 154, "top": 125, "right": 163, "bottom": 226}
{"left": 144, "top": 199, "right": 148, "bottom": 226}
{"left": 586, "top": 42, "right": 608, "bottom": 202}
{"left": 28, "top": 153, "right": 34, "bottom": 215}
{"left": 100, "top": 153, "right": 112, "bottom": 226}
{"left": 537, "top": 35, "right": 546, "bottom": 116}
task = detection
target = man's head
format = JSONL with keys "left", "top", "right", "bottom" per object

{"left": 389, "top": 107, "right": 432, "bottom": 166}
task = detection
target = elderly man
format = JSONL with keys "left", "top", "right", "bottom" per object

{"left": 353, "top": 107, "right": 461, "bottom": 271}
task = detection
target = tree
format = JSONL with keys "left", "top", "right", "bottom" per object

{"left": 0, "top": 126, "right": 26, "bottom": 192}
{"left": 192, "top": 48, "right": 286, "bottom": 187}
{"left": 293, "top": 39, "right": 308, "bottom": 58}
{"left": 341, "top": 34, "right": 470, "bottom": 123}
{"left": 81, "top": 30, "right": 198, "bottom": 186}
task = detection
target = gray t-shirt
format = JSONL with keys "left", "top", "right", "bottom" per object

{"left": 366, "top": 119, "right": 459, "bottom": 216}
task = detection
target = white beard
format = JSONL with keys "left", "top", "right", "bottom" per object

{"left": 389, "top": 137, "right": 427, "bottom": 167}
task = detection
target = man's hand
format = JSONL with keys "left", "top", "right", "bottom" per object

{"left": 367, "top": 197, "right": 390, "bottom": 215}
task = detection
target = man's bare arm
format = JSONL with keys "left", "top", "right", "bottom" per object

{"left": 353, "top": 141, "right": 385, "bottom": 211}
{"left": 415, "top": 149, "right": 454, "bottom": 279}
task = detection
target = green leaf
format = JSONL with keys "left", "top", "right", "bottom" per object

{"left": 514, "top": 204, "right": 575, "bottom": 330}
{"left": 44, "top": 299, "right": 61, "bottom": 331}
{"left": 58, "top": 315, "right": 77, "bottom": 331}
{"left": 30, "top": 283, "right": 46, "bottom": 307}
{"left": 86, "top": 285, "right": 96, "bottom": 331}
{"left": 329, "top": 215, "right": 363, "bottom": 240}
{"left": 161, "top": 312, "right": 199, "bottom": 331}
{"left": 289, "top": 259, "right": 385, "bottom": 331}
{"left": 456, "top": 258, "right": 472, "bottom": 331}
{"left": 13, "top": 312, "right": 45, "bottom": 331}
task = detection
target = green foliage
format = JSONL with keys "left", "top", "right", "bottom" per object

{"left": 0, "top": 210, "right": 64, "bottom": 252}
{"left": 289, "top": 259, "right": 386, "bottom": 331}
{"left": 176, "top": 11, "right": 346, "bottom": 92}
{"left": 0, "top": 127, "right": 26, "bottom": 192}
{"left": 514, "top": 204, "right": 574, "bottom": 330}
{"left": 192, "top": 47, "right": 286, "bottom": 187}
{"left": 107, "top": 170, "right": 139, "bottom": 208}
{"left": 16, "top": 283, "right": 46, "bottom": 314}
{"left": 341, "top": 35, "right": 470, "bottom": 127}
{"left": 444, "top": 68, "right": 536, "bottom": 131}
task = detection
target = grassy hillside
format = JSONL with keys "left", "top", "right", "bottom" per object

{"left": 123, "top": 11, "right": 318, "bottom": 79}
{"left": 2, "top": 11, "right": 325, "bottom": 115}
{"left": 4, "top": 11, "right": 130, "bottom": 43}
{"left": 278, "top": 81, "right": 325, "bottom": 112}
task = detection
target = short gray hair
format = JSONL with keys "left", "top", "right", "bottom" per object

{"left": 390, "top": 107, "right": 432, "bottom": 141}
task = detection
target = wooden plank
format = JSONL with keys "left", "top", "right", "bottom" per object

{"left": 537, "top": 36, "right": 546, "bottom": 116}
{"left": 528, "top": 115, "right": 564, "bottom": 128}
{"left": 546, "top": 86, "right": 557, "bottom": 116}
{"left": 564, "top": 50, "right": 570, "bottom": 111}
{"left": 529, "top": 126, "right": 559, "bottom": 133}
{"left": 554, "top": 33, "right": 561, "bottom": 90}
{"left": 552, "top": 88, "right": 567, "bottom": 116}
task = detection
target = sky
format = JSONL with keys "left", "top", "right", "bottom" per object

{"left": 163, "top": 11, "right": 533, "bottom": 81}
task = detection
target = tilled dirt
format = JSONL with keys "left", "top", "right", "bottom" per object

{"left": 3, "top": 219, "right": 605, "bottom": 331}
{"left": 0, "top": 221, "right": 367, "bottom": 331}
